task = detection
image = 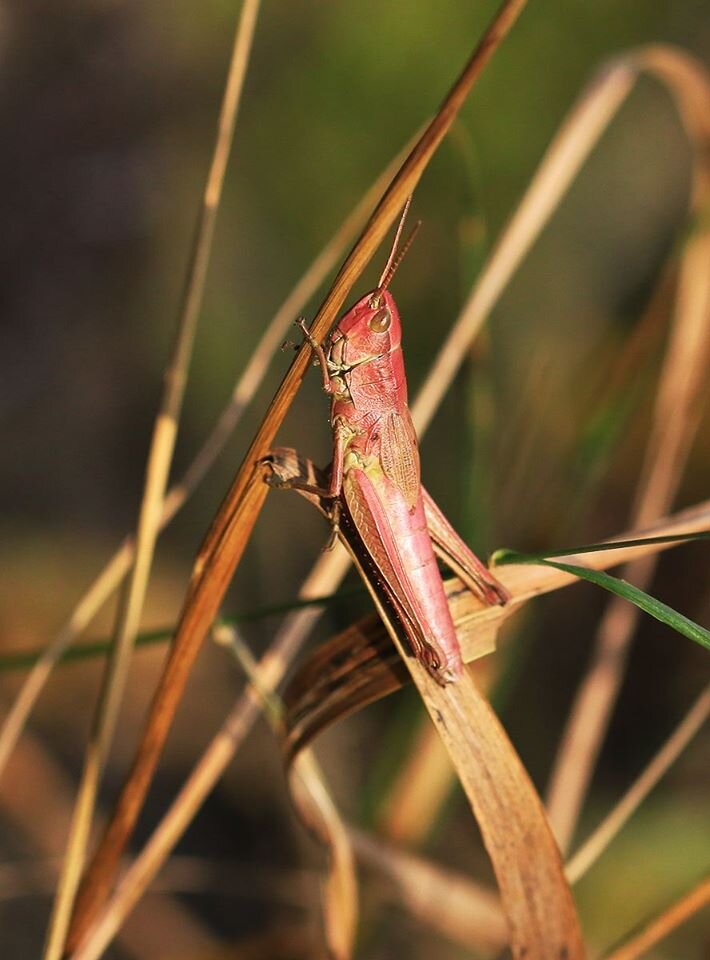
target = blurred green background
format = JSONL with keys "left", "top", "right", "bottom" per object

{"left": 1, "top": 1, "right": 708, "bottom": 957}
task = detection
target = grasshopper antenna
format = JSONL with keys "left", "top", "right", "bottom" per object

{"left": 377, "top": 196, "right": 421, "bottom": 293}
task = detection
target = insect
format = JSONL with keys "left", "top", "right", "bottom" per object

{"left": 265, "top": 200, "right": 508, "bottom": 683}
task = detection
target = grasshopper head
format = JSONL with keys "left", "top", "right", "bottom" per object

{"left": 331, "top": 288, "right": 402, "bottom": 364}
{"left": 331, "top": 199, "right": 418, "bottom": 366}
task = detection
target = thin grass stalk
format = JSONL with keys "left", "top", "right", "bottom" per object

{"left": 565, "top": 684, "right": 710, "bottom": 884}
{"left": 350, "top": 827, "right": 507, "bottom": 950}
{"left": 213, "top": 624, "right": 357, "bottom": 960}
{"left": 63, "top": 4, "right": 529, "bottom": 949}
{"left": 546, "top": 48, "right": 710, "bottom": 853}
{"left": 0, "top": 710, "right": 218, "bottom": 959}
{"left": 72, "top": 499, "right": 710, "bottom": 960}
{"left": 0, "top": 136, "right": 410, "bottom": 788}
{"left": 602, "top": 876, "right": 710, "bottom": 960}
{"left": 41, "top": 5, "right": 262, "bottom": 959}
{"left": 376, "top": 719, "right": 455, "bottom": 844}
{"left": 413, "top": 60, "right": 635, "bottom": 433}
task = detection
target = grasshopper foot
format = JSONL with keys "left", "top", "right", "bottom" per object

{"left": 323, "top": 501, "right": 341, "bottom": 551}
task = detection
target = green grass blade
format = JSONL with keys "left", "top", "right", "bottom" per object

{"left": 494, "top": 547, "right": 710, "bottom": 652}
{"left": 0, "top": 586, "right": 365, "bottom": 674}
{"left": 492, "top": 530, "right": 710, "bottom": 565}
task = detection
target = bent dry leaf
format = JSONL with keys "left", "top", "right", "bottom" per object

{"left": 290, "top": 528, "right": 586, "bottom": 958}
{"left": 282, "top": 577, "right": 498, "bottom": 761}
{"left": 282, "top": 521, "right": 708, "bottom": 956}
{"left": 283, "top": 501, "right": 710, "bottom": 755}
{"left": 267, "top": 442, "right": 585, "bottom": 952}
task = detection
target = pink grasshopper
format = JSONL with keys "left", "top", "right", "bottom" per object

{"left": 266, "top": 202, "right": 508, "bottom": 683}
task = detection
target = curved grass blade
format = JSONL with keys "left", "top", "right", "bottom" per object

{"left": 494, "top": 549, "right": 710, "bottom": 652}
{"left": 493, "top": 530, "right": 710, "bottom": 561}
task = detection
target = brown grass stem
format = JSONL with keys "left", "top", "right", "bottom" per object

{"left": 565, "top": 685, "right": 710, "bottom": 884}
{"left": 602, "top": 875, "right": 710, "bottom": 960}
{"left": 41, "top": 4, "right": 263, "bottom": 959}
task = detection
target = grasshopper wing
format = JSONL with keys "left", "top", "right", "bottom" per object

{"left": 342, "top": 466, "right": 456, "bottom": 679}
{"left": 378, "top": 410, "right": 420, "bottom": 510}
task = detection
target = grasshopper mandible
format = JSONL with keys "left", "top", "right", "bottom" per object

{"left": 266, "top": 200, "right": 508, "bottom": 684}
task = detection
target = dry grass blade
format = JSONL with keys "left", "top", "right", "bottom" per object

{"left": 42, "top": 4, "right": 263, "bottom": 959}
{"left": 413, "top": 55, "right": 635, "bottom": 432}
{"left": 282, "top": 566, "right": 499, "bottom": 759}
{"left": 374, "top": 720, "right": 454, "bottom": 845}
{"left": 546, "top": 46, "right": 710, "bottom": 854}
{"left": 213, "top": 625, "right": 357, "bottom": 960}
{"left": 62, "top": 2, "right": 528, "bottom": 950}
{"left": 282, "top": 500, "right": 710, "bottom": 754}
{"left": 374, "top": 647, "right": 496, "bottom": 848}
{"left": 0, "top": 133, "right": 411, "bottom": 791}
{"left": 602, "top": 875, "right": 710, "bottom": 960}
{"left": 0, "top": 712, "right": 219, "bottom": 959}
{"left": 288, "top": 754, "right": 357, "bottom": 960}
{"left": 565, "top": 685, "right": 710, "bottom": 884}
{"left": 339, "top": 549, "right": 586, "bottom": 957}
{"left": 351, "top": 827, "right": 507, "bottom": 951}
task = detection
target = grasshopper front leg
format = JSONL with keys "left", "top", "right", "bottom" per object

{"left": 295, "top": 317, "right": 349, "bottom": 505}
{"left": 296, "top": 318, "right": 347, "bottom": 396}
{"left": 260, "top": 446, "right": 343, "bottom": 548}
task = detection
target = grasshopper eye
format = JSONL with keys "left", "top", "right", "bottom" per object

{"left": 369, "top": 307, "right": 391, "bottom": 333}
